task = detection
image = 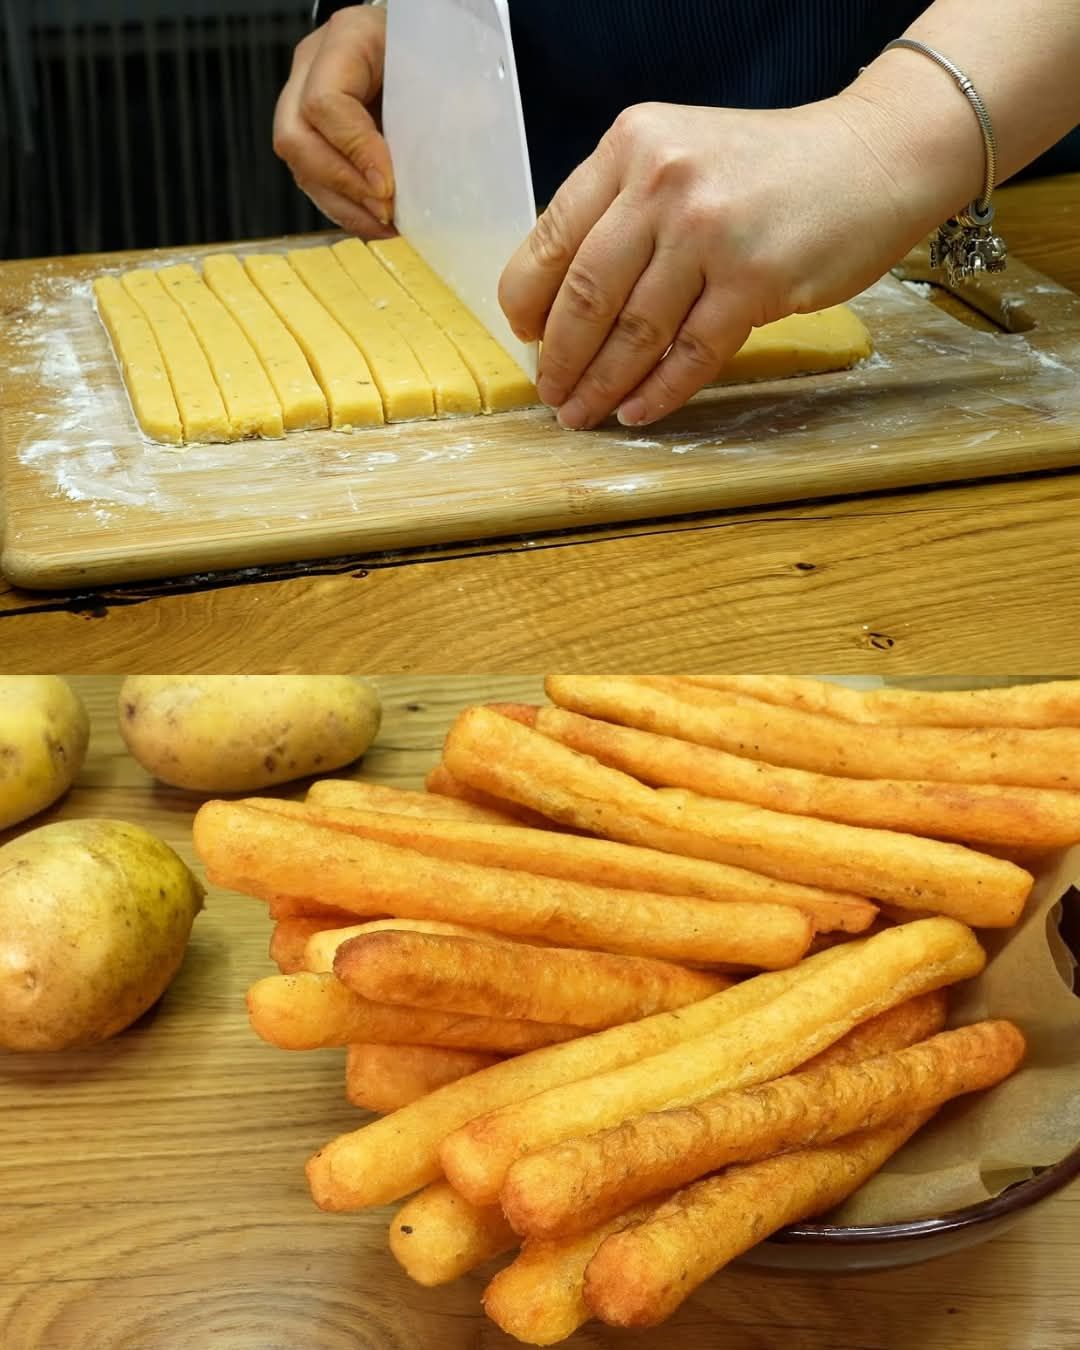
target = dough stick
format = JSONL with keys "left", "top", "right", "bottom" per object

{"left": 121, "top": 268, "right": 230, "bottom": 442}
{"left": 718, "top": 305, "right": 872, "bottom": 381}
{"left": 306, "top": 917, "right": 530, "bottom": 974}
{"left": 93, "top": 275, "right": 183, "bottom": 445}
{"left": 425, "top": 763, "right": 559, "bottom": 828}
{"left": 369, "top": 236, "right": 536, "bottom": 412}
{"left": 347, "top": 1044, "right": 502, "bottom": 1112}
{"left": 202, "top": 253, "right": 328, "bottom": 431}
{"left": 287, "top": 246, "right": 434, "bottom": 421}
{"left": 390, "top": 1181, "right": 517, "bottom": 1286}
{"left": 306, "top": 777, "right": 523, "bottom": 825}
{"left": 332, "top": 238, "right": 481, "bottom": 415}
{"left": 501, "top": 1018, "right": 1023, "bottom": 1239}
{"left": 157, "top": 263, "right": 283, "bottom": 438}
{"left": 269, "top": 917, "right": 332, "bottom": 974}
{"left": 244, "top": 253, "right": 383, "bottom": 428}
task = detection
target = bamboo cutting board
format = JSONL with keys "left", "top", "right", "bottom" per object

{"left": 3, "top": 237, "right": 1080, "bottom": 589}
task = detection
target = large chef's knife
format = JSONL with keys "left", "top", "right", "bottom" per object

{"left": 381, "top": 0, "right": 539, "bottom": 379}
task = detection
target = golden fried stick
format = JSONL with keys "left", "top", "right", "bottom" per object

{"left": 438, "top": 917, "right": 985, "bottom": 1206}
{"left": 389, "top": 1181, "right": 517, "bottom": 1285}
{"left": 195, "top": 800, "right": 813, "bottom": 968}
{"left": 304, "top": 918, "right": 520, "bottom": 973}
{"left": 527, "top": 705, "right": 1080, "bottom": 850}
{"left": 346, "top": 1044, "right": 502, "bottom": 1112}
{"left": 441, "top": 707, "right": 1032, "bottom": 925}
{"left": 501, "top": 1018, "right": 1022, "bottom": 1238}
{"left": 334, "top": 929, "right": 730, "bottom": 1028}
{"left": 425, "top": 762, "right": 557, "bottom": 827}
{"left": 269, "top": 917, "right": 333, "bottom": 974}
{"left": 681, "top": 674, "right": 1080, "bottom": 729}
{"left": 548, "top": 674, "right": 1080, "bottom": 791}
{"left": 307, "top": 776, "right": 525, "bottom": 825}
{"left": 583, "top": 1113, "right": 931, "bottom": 1327}
{"left": 245, "top": 972, "right": 581, "bottom": 1052}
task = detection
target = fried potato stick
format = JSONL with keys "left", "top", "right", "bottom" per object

{"left": 264, "top": 895, "right": 363, "bottom": 923}
{"left": 438, "top": 917, "right": 985, "bottom": 1206}
{"left": 307, "top": 777, "right": 525, "bottom": 825}
{"left": 681, "top": 674, "right": 1080, "bottom": 729}
{"left": 305, "top": 949, "right": 847, "bottom": 1210}
{"left": 195, "top": 800, "right": 813, "bottom": 968}
{"left": 246, "top": 972, "right": 580, "bottom": 1052}
{"left": 334, "top": 929, "right": 731, "bottom": 1028}
{"left": 266, "top": 794, "right": 875, "bottom": 934}
{"left": 305, "top": 918, "right": 518, "bottom": 973}
{"left": 270, "top": 917, "right": 334, "bottom": 974}
{"left": 346, "top": 1043, "right": 502, "bottom": 1112}
{"left": 426, "top": 762, "right": 557, "bottom": 827}
{"left": 501, "top": 1018, "right": 1022, "bottom": 1238}
{"left": 529, "top": 705, "right": 1080, "bottom": 850}
{"left": 583, "top": 1112, "right": 932, "bottom": 1327}
{"left": 548, "top": 674, "right": 1080, "bottom": 791}
{"left": 483, "top": 1202, "right": 659, "bottom": 1346}
{"left": 441, "top": 708, "right": 1032, "bottom": 925}
{"left": 389, "top": 1181, "right": 517, "bottom": 1285}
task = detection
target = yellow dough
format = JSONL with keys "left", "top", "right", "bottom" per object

{"left": 288, "top": 246, "right": 434, "bottom": 422}
{"left": 93, "top": 276, "right": 183, "bottom": 446}
{"left": 332, "top": 238, "right": 481, "bottom": 416}
{"left": 158, "top": 264, "right": 284, "bottom": 439}
{"left": 722, "top": 307, "right": 872, "bottom": 383}
{"left": 369, "top": 237, "right": 536, "bottom": 413}
{"left": 202, "top": 254, "right": 329, "bottom": 433}
{"left": 243, "top": 254, "right": 383, "bottom": 430}
{"left": 120, "top": 269, "right": 231, "bottom": 443}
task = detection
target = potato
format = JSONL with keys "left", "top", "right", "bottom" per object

{"left": 117, "top": 676, "right": 382, "bottom": 792}
{"left": 0, "top": 818, "right": 204, "bottom": 1051}
{"left": 0, "top": 677, "right": 90, "bottom": 830}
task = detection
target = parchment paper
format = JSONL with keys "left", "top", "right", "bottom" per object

{"left": 832, "top": 848, "right": 1080, "bottom": 1224}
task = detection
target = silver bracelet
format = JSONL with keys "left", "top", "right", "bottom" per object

{"left": 882, "top": 37, "right": 1007, "bottom": 286}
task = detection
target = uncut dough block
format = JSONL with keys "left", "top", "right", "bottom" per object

{"left": 92, "top": 276, "right": 183, "bottom": 446}
{"left": 121, "top": 269, "right": 231, "bottom": 443}
{"left": 244, "top": 253, "right": 384, "bottom": 430}
{"left": 287, "top": 246, "right": 435, "bottom": 422}
{"left": 202, "top": 254, "right": 328, "bottom": 432}
{"left": 369, "top": 237, "right": 537, "bottom": 413}
{"left": 158, "top": 264, "right": 284, "bottom": 439}
{"left": 722, "top": 306, "right": 873, "bottom": 383}
{"left": 332, "top": 238, "right": 481, "bottom": 416}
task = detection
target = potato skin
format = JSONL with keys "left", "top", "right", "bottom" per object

{"left": 0, "top": 818, "right": 204, "bottom": 1051}
{"left": 0, "top": 677, "right": 90, "bottom": 830}
{"left": 117, "top": 676, "right": 382, "bottom": 791}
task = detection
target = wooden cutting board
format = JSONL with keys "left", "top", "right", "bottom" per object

{"left": 4, "top": 237, "right": 1080, "bottom": 589}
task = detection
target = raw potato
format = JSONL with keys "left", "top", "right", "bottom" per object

{"left": 118, "top": 676, "right": 381, "bottom": 791}
{"left": 0, "top": 819, "right": 204, "bottom": 1051}
{"left": 0, "top": 677, "right": 90, "bottom": 830}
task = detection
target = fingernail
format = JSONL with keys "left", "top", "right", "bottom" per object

{"left": 361, "top": 196, "right": 393, "bottom": 226}
{"left": 365, "top": 168, "right": 388, "bottom": 198}
{"left": 536, "top": 376, "right": 565, "bottom": 409}
{"left": 617, "top": 397, "right": 648, "bottom": 427}
{"left": 557, "top": 397, "right": 588, "bottom": 430}
{"left": 511, "top": 325, "right": 534, "bottom": 342}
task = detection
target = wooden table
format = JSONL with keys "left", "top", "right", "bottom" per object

{"left": 3, "top": 178, "right": 1080, "bottom": 673}
{"left": 2, "top": 677, "right": 1077, "bottom": 1350}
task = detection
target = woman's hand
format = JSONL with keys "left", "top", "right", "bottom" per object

{"left": 273, "top": 5, "right": 395, "bottom": 238}
{"left": 500, "top": 95, "right": 963, "bottom": 429}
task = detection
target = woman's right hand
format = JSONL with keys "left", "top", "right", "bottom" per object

{"left": 273, "top": 4, "right": 396, "bottom": 237}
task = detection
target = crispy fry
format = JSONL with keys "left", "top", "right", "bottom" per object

{"left": 530, "top": 705, "right": 1080, "bottom": 850}
{"left": 305, "top": 949, "right": 847, "bottom": 1210}
{"left": 269, "top": 917, "right": 334, "bottom": 974}
{"left": 307, "top": 777, "right": 525, "bottom": 825}
{"left": 583, "top": 1112, "right": 932, "bottom": 1327}
{"left": 246, "top": 972, "right": 581, "bottom": 1052}
{"left": 265, "top": 896, "right": 363, "bottom": 923}
{"left": 426, "top": 762, "right": 556, "bottom": 827}
{"left": 347, "top": 1043, "right": 502, "bottom": 1112}
{"left": 482, "top": 1202, "right": 658, "bottom": 1346}
{"left": 305, "top": 918, "right": 520, "bottom": 973}
{"left": 501, "top": 1018, "right": 1022, "bottom": 1239}
{"left": 389, "top": 1181, "right": 517, "bottom": 1285}
{"left": 195, "top": 800, "right": 814, "bottom": 968}
{"left": 262, "top": 793, "right": 875, "bottom": 935}
{"left": 334, "top": 930, "right": 731, "bottom": 1028}
{"left": 547, "top": 674, "right": 1080, "bottom": 791}
{"left": 438, "top": 917, "right": 985, "bottom": 1206}
{"left": 681, "top": 674, "right": 1080, "bottom": 729}
{"left": 798, "top": 989, "right": 947, "bottom": 1071}
{"left": 441, "top": 707, "right": 1032, "bottom": 926}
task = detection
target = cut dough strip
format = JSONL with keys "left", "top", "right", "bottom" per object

{"left": 369, "top": 237, "right": 537, "bottom": 413}
{"left": 121, "top": 268, "right": 231, "bottom": 443}
{"left": 288, "top": 246, "right": 434, "bottom": 422}
{"left": 720, "top": 307, "right": 873, "bottom": 383}
{"left": 202, "top": 254, "right": 329, "bottom": 432}
{"left": 244, "top": 253, "right": 384, "bottom": 429}
{"left": 93, "top": 275, "right": 183, "bottom": 446}
{"left": 158, "top": 264, "right": 284, "bottom": 439}
{"left": 332, "top": 238, "right": 481, "bottom": 417}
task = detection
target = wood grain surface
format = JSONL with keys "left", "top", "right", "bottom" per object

{"left": 1, "top": 678, "right": 1077, "bottom": 1350}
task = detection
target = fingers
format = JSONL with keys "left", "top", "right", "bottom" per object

{"left": 276, "top": 85, "right": 392, "bottom": 227}
{"left": 498, "top": 140, "right": 621, "bottom": 344}
{"left": 298, "top": 182, "right": 396, "bottom": 239}
{"left": 617, "top": 291, "right": 752, "bottom": 428}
